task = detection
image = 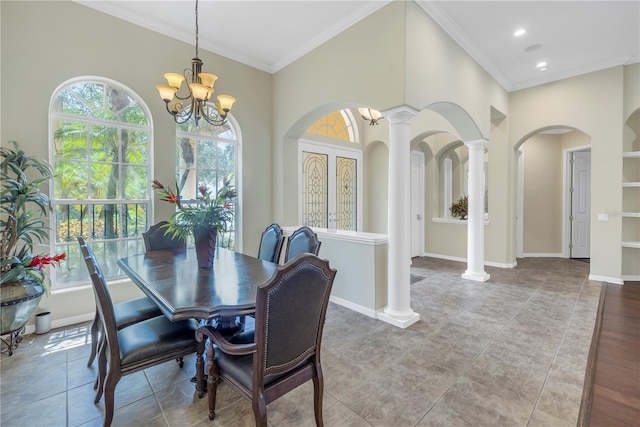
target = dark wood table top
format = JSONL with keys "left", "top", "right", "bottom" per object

{"left": 117, "top": 248, "right": 278, "bottom": 321}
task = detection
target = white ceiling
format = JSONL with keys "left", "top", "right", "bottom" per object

{"left": 76, "top": 0, "right": 639, "bottom": 92}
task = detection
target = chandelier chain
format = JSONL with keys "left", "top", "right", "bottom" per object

{"left": 194, "top": 0, "right": 199, "bottom": 58}
{"left": 156, "top": 0, "right": 235, "bottom": 127}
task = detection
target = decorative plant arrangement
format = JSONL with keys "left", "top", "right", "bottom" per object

{"left": 1, "top": 141, "right": 66, "bottom": 290}
{"left": 450, "top": 195, "right": 468, "bottom": 220}
{"left": 1, "top": 141, "right": 66, "bottom": 354}
{"left": 152, "top": 176, "right": 235, "bottom": 268}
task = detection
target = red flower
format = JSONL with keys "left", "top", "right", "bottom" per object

{"left": 198, "top": 184, "right": 210, "bottom": 197}
{"left": 28, "top": 253, "right": 67, "bottom": 270}
{"left": 161, "top": 193, "right": 179, "bottom": 204}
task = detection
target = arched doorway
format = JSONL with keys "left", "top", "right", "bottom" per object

{"left": 514, "top": 126, "right": 591, "bottom": 259}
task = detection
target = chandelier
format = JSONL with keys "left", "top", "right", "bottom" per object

{"left": 358, "top": 107, "right": 383, "bottom": 125}
{"left": 156, "top": 0, "right": 235, "bottom": 127}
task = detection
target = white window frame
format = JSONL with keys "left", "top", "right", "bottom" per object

{"left": 49, "top": 76, "right": 153, "bottom": 289}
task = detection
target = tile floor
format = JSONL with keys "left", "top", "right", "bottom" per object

{"left": 0, "top": 257, "right": 601, "bottom": 426}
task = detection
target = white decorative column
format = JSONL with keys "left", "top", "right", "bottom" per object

{"left": 462, "top": 139, "right": 490, "bottom": 282}
{"left": 378, "top": 106, "right": 420, "bottom": 329}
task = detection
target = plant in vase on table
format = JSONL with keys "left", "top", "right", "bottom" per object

{"left": 1, "top": 141, "right": 66, "bottom": 354}
{"left": 152, "top": 176, "right": 236, "bottom": 268}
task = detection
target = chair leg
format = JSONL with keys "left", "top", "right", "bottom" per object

{"left": 252, "top": 393, "right": 267, "bottom": 427}
{"left": 313, "top": 366, "right": 324, "bottom": 427}
{"left": 87, "top": 311, "right": 100, "bottom": 367}
{"left": 94, "top": 340, "right": 107, "bottom": 402}
{"left": 206, "top": 340, "right": 219, "bottom": 421}
{"left": 102, "top": 371, "right": 120, "bottom": 427}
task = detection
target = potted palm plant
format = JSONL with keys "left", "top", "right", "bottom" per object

{"left": 1, "top": 141, "right": 65, "bottom": 354}
{"left": 152, "top": 176, "right": 235, "bottom": 268}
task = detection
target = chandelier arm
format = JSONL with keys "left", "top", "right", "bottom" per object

{"left": 200, "top": 110, "right": 226, "bottom": 127}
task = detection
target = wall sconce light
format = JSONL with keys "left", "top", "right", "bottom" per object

{"left": 358, "top": 107, "right": 383, "bottom": 125}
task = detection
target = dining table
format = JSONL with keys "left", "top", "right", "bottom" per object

{"left": 117, "top": 246, "right": 279, "bottom": 397}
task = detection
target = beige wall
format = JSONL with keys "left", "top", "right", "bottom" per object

{"left": 3, "top": 0, "right": 638, "bottom": 327}
{"left": 510, "top": 67, "right": 625, "bottom": 280}
{"left": 273, "top": 1, "right": 407, "bottom": 226}
{"left": 522, "top": 134, "right": 563, "bottom": 254}
{"left": 1, "top": 1, "right": 273, "bottom": 322}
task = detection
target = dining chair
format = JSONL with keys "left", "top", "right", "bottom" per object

{"left": 78, "top": 237, "right": 198, "bottom": 427}
{"left": 257, "top": 223, "right": 285, "bottom": 264}
{"left": 85, "top": 227, "right": 170, "bottom": 366}
{"left": 284, "top": 226, "right": 321, "bottom": 263}
{"left": 142, "top": 220, "right": 186, "bottom": 252}
{"left": 196, "top": 253, "right": 337, "bottom": 426}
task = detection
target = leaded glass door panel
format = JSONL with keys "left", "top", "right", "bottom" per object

{"left": 299, "top": 141, "right": 361, "bottom": 231}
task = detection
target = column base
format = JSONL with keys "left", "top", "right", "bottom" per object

{"left": 377, "top": 308, "right": 420, "bottom": 329}
{"left": 462, "top": 270, "right": 490, "bottom": 282}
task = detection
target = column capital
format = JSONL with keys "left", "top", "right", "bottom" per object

{"left": 382, "top": 106, "right": 419, "bottom": 124}
{"left": 463, "top": 138, "right": 489, "bottom": 149}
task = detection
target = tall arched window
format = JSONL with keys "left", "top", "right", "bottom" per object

{"left": 50, "top": 78, "right": 152, "bottom": 287}
{"left": 175, "top": 108, "right": 239, "bottom": 250}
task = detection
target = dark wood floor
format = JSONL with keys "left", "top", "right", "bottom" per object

{"left": 580, "top": 281, "right": 640, "bottom": 426}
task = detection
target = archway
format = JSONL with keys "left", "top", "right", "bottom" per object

{"left": 514, "top": 126, "right": 592, "bottom": 260}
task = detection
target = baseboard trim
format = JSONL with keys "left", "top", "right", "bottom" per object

{"left": 329, "top": 295, "right": 377, "bottom": 319}
{"left": 24, "top": 312, "right": 94, "bottom": 335}
{"left": 421, "top": 253, "right": 516, "bottom": 269}
{"left": 522, "top": 252, "right": 564, "bottom": 258}
{"left": 588, "top": 274, "right": 624, "bottom": 285}
{"left": 622, "top": 275, "right": 640, "bottom": 282}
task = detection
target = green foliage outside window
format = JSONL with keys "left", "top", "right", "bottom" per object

{"left": 51, "top": 80, "right": 151, "bottom": 286}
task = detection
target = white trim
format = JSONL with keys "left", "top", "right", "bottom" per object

{"left": 281, "top": 225, "right": 387, "bottom": 245}
{"left": 516, "top": 149, "right": 524, "bottom": 258}
{"left": 23, "top": 312, "right": 95, "bottom": 335}
{"left": 443, "top": 157, "right": 452, "bottom": 218}
{"left": 563, "top": 144, "right": 592, "bottom": 259}
{"left": 589, "top": 274, "right": 624, "bottom": 285}
{"left": 298, "top": 139, "right": 363, "bottom": 231}
{"left": 329, "top": 295, "right": 377, "bottom": 319}
{"left": 522, "top": 252, "right": 564, "bottom": 258}
{"left": 421, "top": 252, "right": 516, "bottom": 269}
{"left": 411, "top": 150, "right": 425, "bottom": 257}
{"left": 622, "top": 275, "right": 640, "bottom": 282}
{"left": 377, "top": 310, "right": 421, "bottom": 329}
{"left": 48, "top": 76, "right": 154, "bottom": 289}
{"left": 622, "top": 241, "right": 640, "bottom": 248}
{"left": 431, "top": 218, "right": 490, "bottom": 225}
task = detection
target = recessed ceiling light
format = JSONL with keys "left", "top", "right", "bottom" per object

{"left": 514, "top": 28, "right": 526, "bottom": 37}
{"left": 539, "top": 67, "right": 548, "bottom": 72}
{"left": 536, "top": 62, "right": 547, "bottom": 68}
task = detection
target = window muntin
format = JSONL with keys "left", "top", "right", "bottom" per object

{"left": 176, "top": 106, "right": 238, "bottom": 250}
{"left": 50, "top": 79, "right": 152, "bottom": 287}
{"left": 306, "top": 110, "right": 357, "bottom": 142}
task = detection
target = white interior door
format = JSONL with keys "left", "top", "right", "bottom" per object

{"left": 410, "top": 151, "right": 424, "bottom": 257}
{"left": 570, "top": 151, "right": 591, "bottom": 258}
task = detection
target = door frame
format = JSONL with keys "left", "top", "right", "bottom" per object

{"left": 410, "top": 150, "right": 425, "bottom": 257}
{"left": 298, "top": 139, "right": 363, "bottom": 230}
{"left": 563, "top": 144, "right": 591, "bottom": 258}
